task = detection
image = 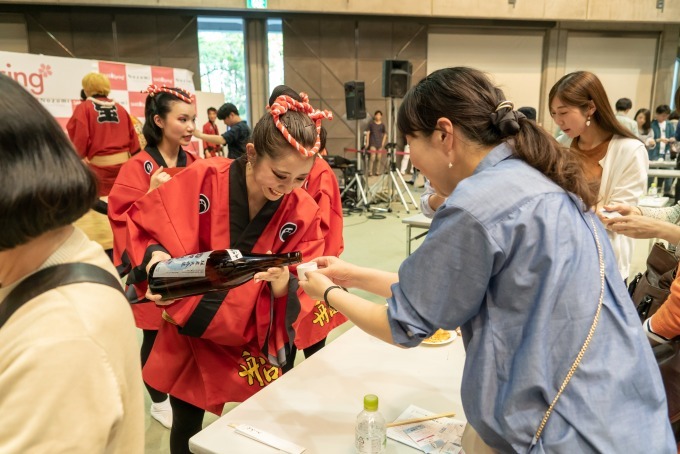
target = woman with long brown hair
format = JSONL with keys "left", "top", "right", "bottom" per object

{"left": 299, "top": 67, "right": 673, "bottom": 453}
{"left": 549, "top": 71, "right": 648, "bottom": 282}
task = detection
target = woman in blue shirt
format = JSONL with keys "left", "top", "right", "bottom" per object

{"left": 299, "top": 67, "right": 674, "bottom": 453}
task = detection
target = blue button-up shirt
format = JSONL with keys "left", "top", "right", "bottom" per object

{"left": 388, "top": 143, "right": 674, "bottom": 453}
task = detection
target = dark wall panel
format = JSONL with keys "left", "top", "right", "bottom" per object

{"left": 284, "top": 17, "right": 427, "bottom": 155}
{"left": 24, "top": 9, "right": 199, "bottom": 88}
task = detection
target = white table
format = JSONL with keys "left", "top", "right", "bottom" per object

{"left": 189, "top": 327, "right": 466, "bottom": 454}
{"left": 402, "top": 213, "right": 432, "bottom": 255}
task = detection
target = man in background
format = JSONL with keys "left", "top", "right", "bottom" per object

{"left": 615, "top": 98, "right": 639, "bottom": 135}
{"left": 193, "top": 102, "right": 250, "bottom": 160}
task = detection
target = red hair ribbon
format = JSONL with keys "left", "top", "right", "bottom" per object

{"left": 143, "top": 84, "right": 195, "bottom": 104}
{"left": 268, "top": 92, "right": 333, "bottom": 157}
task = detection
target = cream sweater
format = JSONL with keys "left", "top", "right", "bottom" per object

{"left": 559, "top": 134, "right": 648, "bottom": 279}
{"left": 0, "top": 227, "right": 144, "bottom": 453}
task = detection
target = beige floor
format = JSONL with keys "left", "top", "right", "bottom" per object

{"left": 141, "top": 175, "right": 651, "bottom": 453}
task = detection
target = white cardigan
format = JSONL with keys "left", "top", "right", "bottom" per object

{"left": 558, "top": 134, "right": 648, "bottom": 279}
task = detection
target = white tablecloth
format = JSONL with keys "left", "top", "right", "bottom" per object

{"left": 189, "top": 327, "right": 466, "bottom": 453}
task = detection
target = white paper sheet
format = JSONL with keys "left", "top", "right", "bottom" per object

{"left": 386, "top": 405, "right": 466, "bottom": 454}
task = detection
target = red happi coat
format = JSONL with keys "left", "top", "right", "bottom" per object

{"left": 108, "top": 146, "right": 197, "bottom": 330}
{"left": 293, "top": 158, "right": 348, "bottom": 349}
{"left": 125, "top": 157, "right": 324, "bottom": 413}
{"left": 202, "top": 121, "right": 222, "bottom": 156}
{"left": 66, "top": 96, "right": 141, "bottom": 196}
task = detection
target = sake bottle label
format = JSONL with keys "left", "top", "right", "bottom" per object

{"left": 226, "top": 249, "right": 243, "bottom": 261}
{"left": 154, "top": 251, "right": 211, "bottom": 278}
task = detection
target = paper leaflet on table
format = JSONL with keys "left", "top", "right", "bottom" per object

{"left": 230, "top": 424, "right": 305, "bottom": 454}
{"left": 387, "top": 404, "right": 466, "bottom": 453}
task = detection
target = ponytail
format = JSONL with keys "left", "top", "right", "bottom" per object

{"left": 513, "top": 118, "right": 597, "bottom": 208}
{"left": 141, "top": 86, "right": 194, "bottom": 147}
{"left": 142, "top": 95, "right": 161, "bottom": 147}
{"left": 398, "top": 67, "right": 596, "bottom": 210}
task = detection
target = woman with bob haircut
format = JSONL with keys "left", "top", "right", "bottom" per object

{"left": 549, "top": 71, "right": 648, "bottom": 282}
{"left": 299, "top": 67, "right": 674, "bottom": 453}
{"left": 0, "top": 74, "right": 144, "bottom": 452}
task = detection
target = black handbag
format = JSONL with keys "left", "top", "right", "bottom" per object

{"left": 0, "top": 263, "right": 124, "bottom": 329}
{"left": 628, "top": 242, "right": 678, "bottom": 320}
{"left": 628, "top": 242, "right": 680, "bottom": 439}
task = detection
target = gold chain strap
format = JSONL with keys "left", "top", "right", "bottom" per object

{"left": 532, "top": 213, "right": 605, "bottom": 445}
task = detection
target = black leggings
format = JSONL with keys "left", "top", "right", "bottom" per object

{"left": 169, "top": 396, "right": 205, "bottom": 454}
{"left": 140, "top": 329, "right": 167, "bottom": 403}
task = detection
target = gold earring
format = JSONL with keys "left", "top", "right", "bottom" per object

{"left": 586, "top": 116, "right": 591, "bottom": 127}
{"left": 448, "top": 163, "right": 453, "bottom": 169}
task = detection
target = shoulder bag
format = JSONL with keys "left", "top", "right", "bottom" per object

{"left": 0, "top": 263, "right": 124, "bottom": 329}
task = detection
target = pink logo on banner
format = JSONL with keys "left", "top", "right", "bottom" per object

{"left": 98, "top": 62, "right": 127, "bottom": 90}
{"left": 151, "top": 66, "right": 175, "bottom": 87}
{"left": 128, "top": 91, "right": 147, "bottom": 119}
{"left": 0, "top": 62, "right": 52, "bottom": 95}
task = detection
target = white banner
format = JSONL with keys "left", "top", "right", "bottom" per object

{"left": 0, "top": 50, "right": 195, "bottom": 130}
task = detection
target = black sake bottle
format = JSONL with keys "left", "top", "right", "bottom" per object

{"left": 148, "top": 249, "right": 302, "bottom": 300}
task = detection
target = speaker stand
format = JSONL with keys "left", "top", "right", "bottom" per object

{"left": 367, "top": 148, "right": 417, "bottom": 213}
{"left": 341, "top": 157, "right": 369, "bottom": 209}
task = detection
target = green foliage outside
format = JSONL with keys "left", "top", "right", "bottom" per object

{"left": 198, "top": 31, "right": 248, "bottom": 121}
{"left": 268, "top": 30, "right": 284, "bottom": 94}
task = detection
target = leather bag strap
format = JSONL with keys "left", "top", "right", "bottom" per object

{"left": 0, "top": 263, "right": 124, "bottom": 329}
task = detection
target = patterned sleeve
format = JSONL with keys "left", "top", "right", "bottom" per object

{"left": 640, "top": 203, "right": 680, "bottom": 224}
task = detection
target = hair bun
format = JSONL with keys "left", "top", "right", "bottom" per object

{"left": 490, "top": 108, "right": 525, "bottom": 138}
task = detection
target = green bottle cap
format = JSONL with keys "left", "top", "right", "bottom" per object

{"left": 363, "top": 394, "right": 379, "bottom": 411}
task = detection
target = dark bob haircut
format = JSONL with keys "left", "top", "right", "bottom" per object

{"left": 217, "top": 103, "right": 239, "bottom": 120}
{"left": 0, "top": 74, "right": 97, "bottom": 251}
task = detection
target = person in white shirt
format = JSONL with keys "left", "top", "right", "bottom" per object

{"left": 420, "top": 179, "right": 445, "bottom": 218}
{"left": 615, "top": 97, "right": 639, "bottom": 136}
{"left": 549, "top": 71, "right": 648, "bottom": 282}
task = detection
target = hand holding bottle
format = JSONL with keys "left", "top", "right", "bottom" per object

{"left": 146, "top": 249, "right": 301, "bottom": 301}
{"left": 253, "top": 251, "right": 290, "bottom": 298}
{"left": 145, "top": 250, "right": 175, "bottom": 304}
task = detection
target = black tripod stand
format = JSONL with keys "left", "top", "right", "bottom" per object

{"left": 367, "top": 143, "right": 417, "bottom": 213}
{"left": 341, "top": 149, "right": 369, "bottom": 210}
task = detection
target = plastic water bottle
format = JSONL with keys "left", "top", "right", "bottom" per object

{"left": 648, "top": 183, "right": 658, "bottom": 197}
{"left": 355, "top": 394, "right": 386, "bottom": 454}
